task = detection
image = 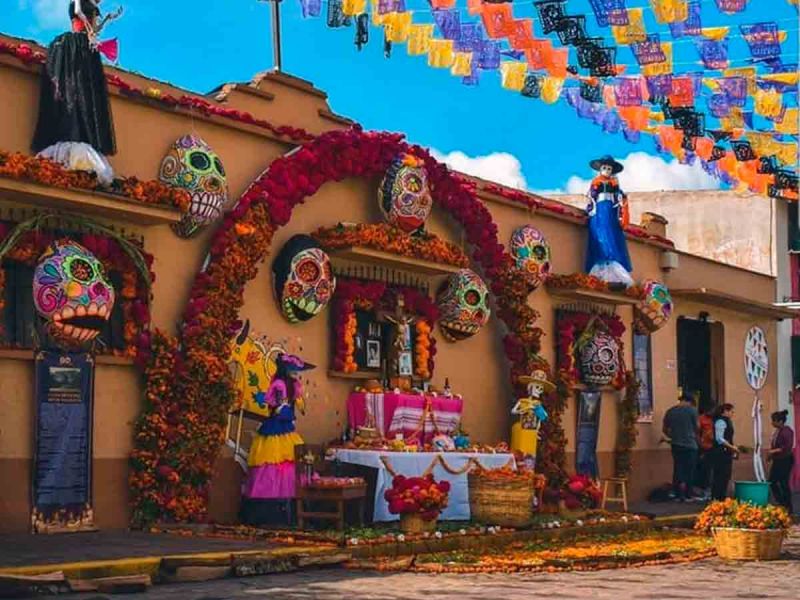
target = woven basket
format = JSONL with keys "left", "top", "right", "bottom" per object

{"left": 712, "top": 527, "right": 786, "bottom": 561}
{"left": 399, "top": 513, "right": 438, "bottom": 534}
{"left": 468, "top": 472, "right": 535, "bottom": 527}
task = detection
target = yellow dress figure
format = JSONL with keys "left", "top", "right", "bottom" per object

{"left": 511, "top": 370, "right": 553, "bottom": 469}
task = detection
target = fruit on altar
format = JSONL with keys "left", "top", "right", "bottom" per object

{"left": 432, "top": 434, "right": 456, "bottom": 452}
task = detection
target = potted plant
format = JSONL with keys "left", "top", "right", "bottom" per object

{"left": 695, "top": 499, "right": 792, "bottom": 560}
{"left": 384, "top": 474, "right": 450, "bottom": 534}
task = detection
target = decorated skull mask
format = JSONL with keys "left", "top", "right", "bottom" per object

{"left": 273, "top": 235, "right": 336, "bottom": 323}
{"left": 634, "top": 279, "right": 672, "bottom": 334}
{"left": 436, "top": 269, "right": 491, "bottom": 342}
{"left": 159, "top": 134, "right": 228, "bottom": 238}
{"left": 379, "top": 154, "right": 433, "bottom": 233}
{"left": 579, "top": 329, "right": 620, "bottom": 387}
{"left": 510, "top": 225, "right": 551, "bottom": 288}
{"left": 33, "top": 241, "right": 115, "bottom": 343}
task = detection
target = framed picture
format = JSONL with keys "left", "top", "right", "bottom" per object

{"left": 576, "top": 390, "right": 602, "bottom": 478}
{"left": 398, "top": 351, "right": 413, "bottom": 376}
{"left": 366, "top": 340, "right": 381, "bottom": 369}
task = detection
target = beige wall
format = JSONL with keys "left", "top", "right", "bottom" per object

{"left": 0, "top": 36, "right": 782, "bottom": 530}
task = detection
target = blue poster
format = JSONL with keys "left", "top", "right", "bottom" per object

{"left": 576, "top": 390, "right": 602, "bottom": 478}
{"left": 32, "top": 351, "right": 95, "bottom": 533}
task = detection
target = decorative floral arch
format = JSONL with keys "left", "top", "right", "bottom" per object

{"left": 130, "top": 128, "right": 566, "bottom": 525}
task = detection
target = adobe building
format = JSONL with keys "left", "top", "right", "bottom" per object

{"left": 0, "top": 32, "right": 793, "bottom": 533}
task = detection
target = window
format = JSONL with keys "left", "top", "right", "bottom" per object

{"left": 2, "top": 262, "right": 126, "bottom": 352}
{"left": 632, "top": 332, "right": 653, "bottom": 422}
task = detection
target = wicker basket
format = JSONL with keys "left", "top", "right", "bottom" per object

{"left": 399, "top": 513, "right": 438, "bottom": 534}
{"left": 468, "top": 472, "right": 535, "bottom": 527}
{"left": 712, "top": 527, "right": 786, "bottom": 561}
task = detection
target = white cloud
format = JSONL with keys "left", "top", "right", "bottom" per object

{"left": 431, "top": 149, "right": 528, "bottom": 190}
{"left": 564, "top": 151, "right": 720, "bottom": 194}
{"left": 20, "top": 0, "right": 69, "bottom": 30}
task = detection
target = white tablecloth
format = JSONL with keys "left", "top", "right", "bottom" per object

{"left": 332, "top": 449, "right": 516, "bottom": 522}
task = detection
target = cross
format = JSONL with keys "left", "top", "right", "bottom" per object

{"left": 258, "top": 0, "right": 283, "bottom": 71}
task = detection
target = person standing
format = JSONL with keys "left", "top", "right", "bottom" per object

{"left": 696, "top": 405, "right": 715, "bottom": 500}
{"left": 766, "top": 410, "right": 795, "bottom": 513}
{"left": 711, "top": 404, "right": 738, "bottom": 501}
{"left": 662, "top": 395, "right": 699, "bottom": 501}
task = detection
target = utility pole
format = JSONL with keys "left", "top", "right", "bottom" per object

{"left": 259, "top": 0, "right": 283, "bottom": 71}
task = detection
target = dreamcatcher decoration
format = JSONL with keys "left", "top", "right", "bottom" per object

{"left": 744, "top": 325, "right": 768, "bottom": 483}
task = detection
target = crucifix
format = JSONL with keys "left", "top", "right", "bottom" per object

{"left": 258, "top": 0, "right": 283, "bottom": 71}
{"left": 383, "top": 295, "right": 417, "bottom": 383}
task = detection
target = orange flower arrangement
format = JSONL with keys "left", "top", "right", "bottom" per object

{"left": 415, "top": 321, "right": 432, "bottom": 380}
{"left": 694, "top": 499, "right": 792, "bottom": 533}
{"left": 547, "top": 272, "right": 643, "bottom": 299}
{"left": 0, "top": 150, "right": 190, "bottom": 212}
{"left": 312, "top": 223, "right": 469, "bottom": 269}
{"left": 343, "top": 311, "right": 358, "bottom": 374}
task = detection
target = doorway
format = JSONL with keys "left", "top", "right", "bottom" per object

{"left": 677, "top": 316, "right": 725, "bottom": 414}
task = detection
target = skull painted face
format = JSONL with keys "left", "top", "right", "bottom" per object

{"left": 436, "top": 269, "right": 491, "bottom": 342}
{"left": 634, "top": 279, "right": 672, "bottom": 333}
{"left": 33, "top": 241, "right": 115, "bottom": 343}
{"left": 273, "top": 235, "right": 336, "bottom": 324}
{"left": 579, "top": 330, "right": 620, "bottom": 387}
{"left": 510, "top": 225, "right": 551, "bottom": 288}
{"left": 160, "top": 135, "right": 228, "bottom": 238}
{"left": 379, "top": 154, "right": 433, "bottom": 233}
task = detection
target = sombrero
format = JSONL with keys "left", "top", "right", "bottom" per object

{"left": 589, "top": 155, "right": 624, "bottom": 174}
{"left": 518, "top": 369, "right": 555, "bottom": 393}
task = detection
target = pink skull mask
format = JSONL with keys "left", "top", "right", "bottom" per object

{"left": 33, "top": 241, "right": 115, "bottom": 343}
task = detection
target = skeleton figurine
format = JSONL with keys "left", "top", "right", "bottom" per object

{"left": 511, "top": 369, "right": 554, "bottom": 470}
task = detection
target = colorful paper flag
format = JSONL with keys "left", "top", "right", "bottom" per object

{"left": 641, "top": 42, "right": 673, "bottom": 77}
{"left": 754, "top": 87, "right": 784, "bottom": 118}
{"left": 342, "top": 0, "right": 367, "bottom": 16}
{"left": 612, "top": 8, "right": 647, "bottom": 45}
{"left": 428, "top": 39, "right": 455, "bottom": 68}
{"left": 541, "top": 76, "right": 565, "bottom": 104}
{"left": 384, "top": 11, "right": 412, "bottom": 43}
{"left": 695, "top": 38, "right": 729, "bottom": 70}
{"left": 774, "top": 108, "right": 799, "bottom": 135}
{"left": 508, "top": 19, "right": 534, "bottom": 51}
{"left": 501, "top": 62, "right": 528, "bottom": 91}
{"left": 714, "top": 0, "right": 747, "bottom": 14}
{"left": 669, "top": 1, "right": 701, "bottom": 38}
{"left": 740, "top": 22, "right": 782, "bottom": 59}
{"left": 451, "top": 52, "right": 473, "bottom": 76}
{"left": 408, "top": 24, "right": 435, "bottom": 56}
{"left": 589, "top": 0, "right": 628, "bottom": 28}
{"left": 669, "top": 77, "right": 695, "bottom": 107}
{"left": 615, "top": 78, "right": 643, "bottom": 106}
{"left": 482, "top": 3, "right": 515, "bottom": 39}
{"left": 650, "top": 0, "right": 688, "bottom": 24}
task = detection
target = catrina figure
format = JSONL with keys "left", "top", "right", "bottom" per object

{"left": 584, "top": 155, "right": 633, "bottom": 287}
{"left": 31, "top": 1, "right": 122, "bottom": 185}
{"left": 241, "top": 351, "right": 314, "bottom": 522}
{"left": 272, "top": 235, "right": 336, "bottom": 324}
{"left": 511, "top": 370, "right": 552, "bottom": 471}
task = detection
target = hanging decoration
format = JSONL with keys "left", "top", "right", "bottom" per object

{"left": 633, "top": 279, "right": 673, "bottom": 334}
{"left": 436, "top": 269, "right": 491, "bottom": 342}
{"left": 292, "top": 0, "right": 798, "bottom": 197}
{"left": 579, "top": 327, "right": 621, "bottom": 387}
{"left": 378, "top": 154, "right": 433, "bottom": 233}
{"left": 159, "top": 135, "right": 229, "bottom": 238}
{"left": 272, "top": 235, "right": 336, "bottom": 324}
{"left": 509, "top": 225, "right": 551, "bottom": 289}
{"left": 744, "top": 325, "right": 768, "bottom": 483}
{"left": 33, "top": 241, "right": 116, "bottom": 345}
{"left": 557, "top": 311, "right": 627, "bottom": 390}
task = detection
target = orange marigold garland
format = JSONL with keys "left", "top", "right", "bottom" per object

{"left": 0, "top": 150, "right": 190, "bottom": 212}
{"left": 313, "top": 223, "right": 469, "bottom": 269}
{"left": 615, "top": 373, "right": 640, "bottom": 478}
{"left": 415, "top": 321, "right": 432, "bottom": 380}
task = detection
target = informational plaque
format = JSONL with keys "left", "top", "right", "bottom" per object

{"left": 575, "top": 390, "right": 602, "bottom": 478}
{"left": 32, "top": 351, "right": 95, "bottom": 533}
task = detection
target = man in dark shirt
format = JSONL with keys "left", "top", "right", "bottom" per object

{"left": 663, "top": 396, "right": 699, "bottom": 501}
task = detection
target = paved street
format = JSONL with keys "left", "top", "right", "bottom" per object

{"left": 73, "top": 528, "right": 800, "bottom": 600}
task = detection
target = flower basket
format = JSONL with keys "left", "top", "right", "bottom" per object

{"left": 468, "top": 470, "right": 536, "bottom": 527}
{"left": 400, "top": 512, "right": 438, "bottom": 534}
{"left": 711, "top": 527, "right": 786, "bottom": 561}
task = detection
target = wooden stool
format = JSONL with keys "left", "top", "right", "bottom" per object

{"left": 601, "top": 477, "right": 628, "bottom": 512}
{"left": 295, "top": 484, "right": 367, "bottom": 531}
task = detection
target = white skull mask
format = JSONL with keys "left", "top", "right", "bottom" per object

{"left": 160, "top": 135, "right": 228, "bottom": 238}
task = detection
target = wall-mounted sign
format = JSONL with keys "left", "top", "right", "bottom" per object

{"left": 32, "top": 351, "right": 95, "bottom": 533}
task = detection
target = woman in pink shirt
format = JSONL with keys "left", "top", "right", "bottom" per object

{"left": 767, "top": 410, "right": 795, "bottom": 513}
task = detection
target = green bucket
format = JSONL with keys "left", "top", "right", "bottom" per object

{"left": 734, "top": 481, "right": 770, "bottom": 506}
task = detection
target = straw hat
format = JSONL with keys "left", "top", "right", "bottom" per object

{"left": 518, "top": 369, "right": 555, "bottom": 393}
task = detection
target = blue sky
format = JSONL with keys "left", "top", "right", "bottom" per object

{"left": 5, "top": 0, "right": 798, "bottom": 192}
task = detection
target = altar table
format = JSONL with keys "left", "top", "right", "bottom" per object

{"left": 347, "top": 392, "right": 463, "bottom": 444}
{"left": 331, "top": 449, "right": 515, "bottom": 522}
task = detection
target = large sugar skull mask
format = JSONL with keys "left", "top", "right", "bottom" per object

{"left": 160, "top": 134, "right": 228, "bottom": 238}
{"left": 634, "top": 279, "right": 672, "bottom": 333}
{"left": 436, "top": 269, "right": 491, "bottom": 342}
{"left": 273, "top": 235, "right": 336, "bottom": 324}
{"left": 379, "top": 154, "right": 433, "bottom": 233}
{"left": 579, "top": 329, "right": 620, "bottom": 387}
{"left": 33, "top": 241, "right": 115, "bottom": 344}
{"left": 510, "top": 225, "right": 551, "bottom": 288}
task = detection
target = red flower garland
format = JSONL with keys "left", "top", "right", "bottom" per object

{"left": 0, "top": 40, "right": 314, "bottom": 145}
{"left": 0, "top": 221, "right": 153, "bottom": 357}
{"left": 133, "top": 128, "right": 553, "bottom": 524}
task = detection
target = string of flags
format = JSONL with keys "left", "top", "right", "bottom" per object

{"left": 299, "top": 0, "right": 799, "bottom": 199}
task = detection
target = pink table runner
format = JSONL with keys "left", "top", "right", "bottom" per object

{"left": 347, "top": 392, "right": 464, "bottom": 443}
